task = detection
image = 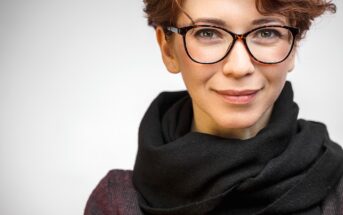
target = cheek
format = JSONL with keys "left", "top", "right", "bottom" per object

{"left": 258, "top": 55, "right": 295, "bottom": 84}
{"left": 256, "top": 62, "right": 292, "bottom": 113}
{"left": 175, "top": 41, "right": 217, "bottom": 91}
{"left": 180, "top": 63, "right": 215, "bottom": 94}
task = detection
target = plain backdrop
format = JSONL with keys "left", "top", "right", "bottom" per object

{"left": 0, "top": 1, "right": 342, "bottom": 214}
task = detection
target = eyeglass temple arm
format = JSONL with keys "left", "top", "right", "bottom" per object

{"left": 166, "top": 26, "right": 181, "bottom": 34}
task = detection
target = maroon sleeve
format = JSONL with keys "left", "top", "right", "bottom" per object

{"left": 322, "top": 175, "right": 343, "bottom": 215}
{"left": 84, "top": 170, "right": 142, "bottom": 215}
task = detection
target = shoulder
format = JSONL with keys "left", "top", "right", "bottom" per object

{"left": 84, "top": 169, "right": 143, "bottom": 215}
{"left": 322, "top": 174, "right": 343, "bottom": 215}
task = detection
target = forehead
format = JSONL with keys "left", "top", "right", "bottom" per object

{"left": 178, "top": 0, "right": 288, "bottom": 31}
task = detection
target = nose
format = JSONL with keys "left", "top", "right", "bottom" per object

{"left": 221, "top": 39, "right": 255, "bottom": 78}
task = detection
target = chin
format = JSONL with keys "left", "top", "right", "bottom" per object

{"left": 215, "top": 112, "right": 263, "bottom": 130}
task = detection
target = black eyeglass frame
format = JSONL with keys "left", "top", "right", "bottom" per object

{"left": 166, "top": 25, "right": 300, "bottom": 65}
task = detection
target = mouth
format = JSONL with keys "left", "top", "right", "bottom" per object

{"left": 215, "top": 89, "right": 260, "bottom": 105}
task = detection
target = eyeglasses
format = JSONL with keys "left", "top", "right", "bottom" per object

{"left": 166, "top": 25, "right": 299, "bottom": 65}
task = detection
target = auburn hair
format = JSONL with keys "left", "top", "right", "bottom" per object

{"left": 143, "top": 0, "right": 336, "bottom": 39}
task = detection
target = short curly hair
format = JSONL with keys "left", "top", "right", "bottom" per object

{"left": 143, "top": 0, "right": 336, "bottom": 39}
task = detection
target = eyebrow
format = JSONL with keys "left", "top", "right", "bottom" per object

{"left": 190, "top": 17, "right": 286, "bottom": 27}
{"left": 251, "top": 17, "right": 286, "bottom": 26}
{"left": 192, "top": 18, "right": 227, "bottom": 27}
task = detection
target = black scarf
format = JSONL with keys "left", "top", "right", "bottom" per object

{"left": 133, "top": 82, "right": 343, "bottom": 215}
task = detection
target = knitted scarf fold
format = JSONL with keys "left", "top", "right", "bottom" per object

{"left": 133, "top": 82, "right": 343, "bottom": 215}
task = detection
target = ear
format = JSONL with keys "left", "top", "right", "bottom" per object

{"left": 155, "top": 26, "right": 180, "bottom": 74}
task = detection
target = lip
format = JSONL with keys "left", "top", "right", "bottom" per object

{"left": 215, "top": 89, "right": 260, "bottom": 104}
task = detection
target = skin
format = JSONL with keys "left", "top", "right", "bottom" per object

{"left": 156, "top": 0, "right": 296, "bottom": 140}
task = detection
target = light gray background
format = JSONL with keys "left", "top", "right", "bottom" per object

{"left": 0, "top": 1, "right": 342, "bottom": 215}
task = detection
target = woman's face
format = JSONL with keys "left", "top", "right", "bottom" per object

{"left": 157, "top": 0, "right": 296, "bottom": 139}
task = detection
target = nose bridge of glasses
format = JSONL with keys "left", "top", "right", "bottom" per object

{"left": 234, "top": 34, "right": 245, "bottom": 41}
{"left": 230, "top": 34, "right": 249, "bottom": 54}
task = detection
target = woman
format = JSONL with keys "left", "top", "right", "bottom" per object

{"left": 85, "top": 0, "right": 343, "bottom": 214}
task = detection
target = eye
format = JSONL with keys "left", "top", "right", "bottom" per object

{"left": 193, "top": 28, "right": 222, "bottom": 40}
{"left": 249, "top": 27, "right": 288, "bottom": 45}
{"left": 254, "top": 28, "right": 282, "bottom": 39}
